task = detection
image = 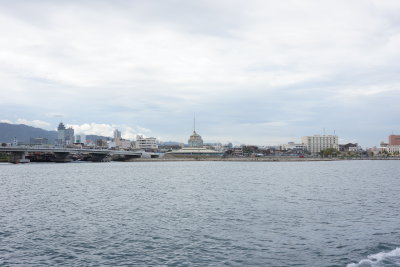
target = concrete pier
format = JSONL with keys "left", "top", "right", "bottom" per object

{"left": 9, "top": 151, "right": 29, "bottom": 164}
{"left": 53, "top": 152, "right": 73, "bottom": 163}
{"left": 89, "top": 153, "right": 109, "bottom": 162}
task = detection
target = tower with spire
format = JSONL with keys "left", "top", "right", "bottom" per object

{"left": 188, "top": 114, "right": 203, "bottom": 147}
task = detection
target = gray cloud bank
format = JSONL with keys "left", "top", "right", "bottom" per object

{"left": 0, "top": 0, "right": 399, "bottom": 146}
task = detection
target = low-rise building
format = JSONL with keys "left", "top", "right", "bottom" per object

{"left": 232, "top": 147, "right": 244, "bottom": 157}
{"left": 136, "top": 135, "right": 158, "bottom": 150}
{"left": 339, "top": 143, "right": 359, "bottom": 152}
{"left": 382, "top": 145, "right": 400, "bottom": 154}
{"left": 348, "top": 146, "right": 362, "bottom": 152}
{"left": 30, "top": 137, "right": 49, "bottom": 145}
{"left": 95, "top": 139, "right": 108, "bottom": 148}
{"left": 119, "top": 139, "right": 133, "bottom": 149}
{"left": 75, "top": 134, "right": 86, "bottom": 144}
{"left": 281, "top": 142, "right": 306, "bottom": 152}
{"left": 204, "top": 142, "right": 223, "bottom": 151}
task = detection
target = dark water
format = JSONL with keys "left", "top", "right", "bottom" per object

{"left": 1, "top": 161, "right": 400, "bottom": 266}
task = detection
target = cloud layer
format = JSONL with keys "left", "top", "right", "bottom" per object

{"left": 1, "top": 0, "right": 400, "bottom": 146}
{"left": 1, "top": 119, "right": 51, "bottom": 129}
{"left": 67, "top": 123, "right": 151, "bottom": 140}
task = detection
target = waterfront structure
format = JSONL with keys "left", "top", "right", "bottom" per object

{"left": 301, "top": 135, "right": 339, "bottom": 154}
{"left": 167, "top": 147, "right": 224, "bottom": 157}
{"left": 389, "top": 135, "right": 400, "bottom": 146}
{"left": 135, "top": 135, "right": 158, "bottom": 150}
{"left": 169, "top": 117, "right": 222, "bottom": 156}
{"left": 0, "top": 146, "right": 149, "bottom": 163}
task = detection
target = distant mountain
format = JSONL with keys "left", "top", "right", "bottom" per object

{"left": 0, "top": 123, "right": 57, "bottom": 144}
{"left": 0, "top": 123, "right": 111, "bottom": 144}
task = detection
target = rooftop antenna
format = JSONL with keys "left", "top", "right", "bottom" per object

{"left": 323, "top": 128, "right": 325, "bottom": 135}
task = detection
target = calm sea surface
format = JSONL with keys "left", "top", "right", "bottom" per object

{"left": 1, "top": 160, "right": 400, "bottom": 267}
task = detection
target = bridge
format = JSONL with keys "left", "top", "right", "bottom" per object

{"left": 0, "top": 147, "right": 159, "bottom": 163}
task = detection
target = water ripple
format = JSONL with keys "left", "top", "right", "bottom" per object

{"left": 1, "top": 161, "right": 400, "bottom": 266}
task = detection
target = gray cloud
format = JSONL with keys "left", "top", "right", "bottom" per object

{"left": 1, "top": 0, "right": 400, "bottom": 146}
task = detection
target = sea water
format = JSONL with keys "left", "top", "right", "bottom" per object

{"left": 1, "top": 160, "right": 400, "bottom": 266}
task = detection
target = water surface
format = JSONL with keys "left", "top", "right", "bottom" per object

{"left": 1, "top": 161, "right": 400, "bottom": 266}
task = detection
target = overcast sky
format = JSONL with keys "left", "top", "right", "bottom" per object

{"left": 1, "top": 0, "right": 399, "bottom": 146}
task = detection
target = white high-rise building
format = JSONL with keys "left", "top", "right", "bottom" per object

{"left": 301, "top": 135, "right": 339, "bottom": 154}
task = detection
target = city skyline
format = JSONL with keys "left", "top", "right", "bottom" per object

{"left": 1, "top": 1, "right": 400, "bottom": 146}
{"left": 0, "top": 119, "right": 389, "bottom": 149}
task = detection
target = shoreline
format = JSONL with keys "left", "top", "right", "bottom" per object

{"left": 128, "top": 157, "right": 400, "bottom": 162}
{"left": 2, "top": 157, "right": 399, "bottom": 164}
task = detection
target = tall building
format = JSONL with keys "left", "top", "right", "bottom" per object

{"left": 57, "top": 122, "right": 66, "bottom": 145}
{"left": 114, "top": 129, "right": 121, "bottom": 142}
{"left": 301, "top": 135, "right": 339, "bottom": 154}
{"left": 389, "top": 135, "right": 400, "bottom": 145}
{"left": 64, "top": 127, "right": 74, "bottom": 145}
{"left": 57, "top": 122, "right": 74, "bottom": 145}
